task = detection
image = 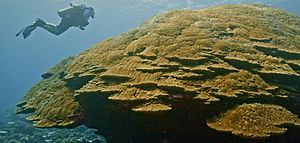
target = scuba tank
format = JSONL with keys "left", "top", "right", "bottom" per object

{"left": 57, "top": 3, "right": 94, "bottom": 28}
{"left": 57, "top": 3, "right": 83, "bottom": 18}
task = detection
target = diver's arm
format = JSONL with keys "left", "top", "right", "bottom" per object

{"left": 78, "top": 20, "right": 89, "bottom": 30}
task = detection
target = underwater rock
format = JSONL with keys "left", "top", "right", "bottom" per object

{"left": 201, "top": 70, "right": 272, "bottom": 98}
{"left": 17, "top": 4, "right": 300, "bottom": 142}
{"left": 132, "top": 103, "right": 171, "bottom": 112}
{"left": 207, "top": 103, "right": 300, "bottom": 139}
{"left": 253, "top": 44, "right": 300, "bottom": 60}
{"left": 224, "top": 56, "right": 262, "bottom": 70}
{"left": 41, "top": 72, "right": 54, "bottom": 79}
{"left": 100, "top": 74, "right": 132, "bottom": 83}
{"left": 249, "top": 37, "right": 273, "bottom": 43}
{"left": 65, "top": 73, "right": 96, "bottom": 90}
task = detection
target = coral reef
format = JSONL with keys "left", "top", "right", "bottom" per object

{"left": 17, "top": 4, "right": 300, "bottom": 142}
{"left": 207, "top": 103, "right": 300, "bottom": 139}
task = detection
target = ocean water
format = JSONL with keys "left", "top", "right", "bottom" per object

{"left": 0, "top": 0, "right": 299, "bottom": 143}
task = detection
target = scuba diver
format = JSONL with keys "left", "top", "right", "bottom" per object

{"left": 16, "top": 3, "right": 95, "bottom": 39}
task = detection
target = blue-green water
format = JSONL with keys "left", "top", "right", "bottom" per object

{"left": 0, "top": 0, "right": 299, "bottom": 142}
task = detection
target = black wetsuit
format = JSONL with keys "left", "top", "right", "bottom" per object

{"left": 16, "top": 4, "right": 94, "bottom": 39}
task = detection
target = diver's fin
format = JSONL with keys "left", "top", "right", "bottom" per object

{"left": 15, "top": 27, "right": 27, "bottom": 37}
{"left": 22, "top": 25, "right": 36, "bottom": 39}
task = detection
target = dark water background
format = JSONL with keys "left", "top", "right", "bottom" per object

{"left": 0, "top": 0, "right": 299, "bottom": 142}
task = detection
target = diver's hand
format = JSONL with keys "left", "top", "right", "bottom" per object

{"left": 79, "top": 27, "right": 85, "bottom": 30}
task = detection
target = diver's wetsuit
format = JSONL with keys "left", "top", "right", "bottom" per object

{"left": 39, "top": 6, "right": 92, "bottom": 35}
{"left": 40, "top": 19, "right": 71, "bottom": 36}
{"left": 16, "top": 4, "right": 94, "bottom": 39}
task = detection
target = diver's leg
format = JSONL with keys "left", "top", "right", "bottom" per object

{"left": 38, "top": 18, "right": 70, "bottom": 35}
{"left": 56, "top": 18, "right": 71, "bottom": 35}
{"left": 39, "top": 23, "right": 61, "bottom": 35}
